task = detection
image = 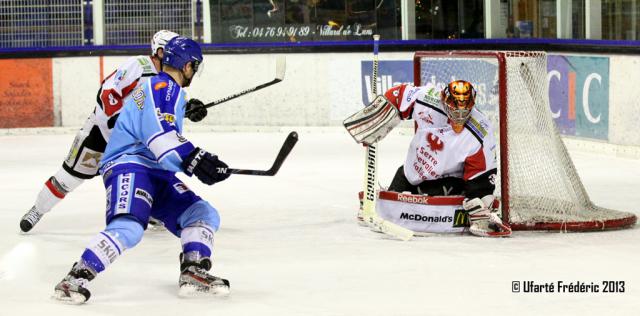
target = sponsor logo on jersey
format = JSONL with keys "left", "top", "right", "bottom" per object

{"left": 420, "top": 91, "right": 440, "bottom": 106}
{"left": 467, "top": 117, "right": 487, "bottom": 138}
{"left": 417, "top": 111, "right": 434, "bottom": 125}
{"left": 80, "top": 149, "right": 102, "bottom": 169}
{"left": 405, "top": 87, "right": 416, "bottom": 102}
{"left": 154, "top": 81, "right": 168, "bottom": 91}
{"left": 399, "top": 212, "right": 453, "bottom": 223}
{"left": 116, "top": 173, "right": 132, "bottom": 213}
{"left": 64, "top": 135, "right": 82, "bottom": 164}
{"left": 453, "top": 209, "right": 470, "bottom": 227}
{"left": 133, "top": 87, "right": 145, "bottom": 110}
{"left": 396, "top": 193, "right": 430, "bottom": 204}
{"left": 176, "top": 133, "right": 188, "bottom": 143}
{"left": 105, "top": 185, "right": 112, "bottom": 212}
{"left": 115, "top": 69, "right": 127, "bottom": 82}
{"left": 426, "top": 132, "right": 444, "bottom": 152}
{"left": 134, "top": 188, "right": 153, "bottom": 207}
{"left": 173, "top": 182, "right": 190, "bottom": 194}
{"left": 155, "top": 108, "right": 176, "bottom": 125}
{"left": 165, "top": 80, "right": 175, "bottom": 101}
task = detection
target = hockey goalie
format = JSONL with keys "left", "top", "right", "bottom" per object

{"left": 345, "top": 80, "right": 511, "bottom": 237}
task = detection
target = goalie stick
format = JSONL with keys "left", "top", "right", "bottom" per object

{"left": 186, "top": 55, "right": 286, "bottom": 116}
{"left": 359, "top": 35, "right": 413, "bottom": 241}
{"left": 221, "top": 131, "right": 298, "bottom": 176}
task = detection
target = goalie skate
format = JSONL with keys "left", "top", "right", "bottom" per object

{"left": 52, "top": 262, "right": 95, "bottom": 304}
{"left": 178, "top": 254, "right": 230, "bottom": 298}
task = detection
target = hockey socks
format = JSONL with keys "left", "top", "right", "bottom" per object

{"left": 80, "top": 230, "right": 125, "bottom": 273}
{"left": 21, "top": 169, "right": 84, "bottom": 232}
{"left": 178, "top": 223, "right": 229, "bottom": 297}
{"left": 36, "top": 169, "right": 84, "bottom": 213}
{"left": 180, "top": 222, "right": 215, "bottom": 258}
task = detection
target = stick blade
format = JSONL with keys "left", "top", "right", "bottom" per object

{"left": 225, "top": 131, "right": 298, "bottom": 176}
{"left": 275, "top": 55, "right": 286, "bottom": 80}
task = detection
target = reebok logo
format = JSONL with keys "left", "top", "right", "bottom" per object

{"left": 396, "top": 193, "right": 430, "bottom": 204}
{"left": 400, "top": 212, "right": 453, "bottom": 223}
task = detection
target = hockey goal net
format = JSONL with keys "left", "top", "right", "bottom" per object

{"left": 414, "top": 51, "right": 636, "bottom": 231}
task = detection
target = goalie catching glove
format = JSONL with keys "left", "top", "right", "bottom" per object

{"left": 463, "top": 196, "right": 512, "bottom": 237}
{"left": 343, "top": 95, "right": 401, "bottom": 145}
{"left": 182, "top": 148, "right": 230, "bottom": 185}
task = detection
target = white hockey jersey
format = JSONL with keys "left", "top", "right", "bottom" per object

{"left": 384, "top": 83, "right": 498, "bottom": 186}
{"left": 94, "top": 56, "right": 158, "bottom": 140}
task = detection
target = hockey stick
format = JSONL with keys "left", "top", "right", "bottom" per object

{"left": 186, "top": 56, "right": 286, "bottom": 116}
{"left": 221, "top": 131, "right": 298, "bottom": 176}
{"left": 361, "top": 34, "right": 380, "bottom": 220}
{"left": 359, "top": 35, "right": 413, "bottom": 241}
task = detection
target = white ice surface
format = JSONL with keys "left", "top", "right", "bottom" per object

{"left": 0, "top": 129, "right": 639, "bottom": 316}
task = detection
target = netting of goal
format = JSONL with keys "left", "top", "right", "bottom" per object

{"left": 414, "top": 51, "right": 636, "bottom": 231}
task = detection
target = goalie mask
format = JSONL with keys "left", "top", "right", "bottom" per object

{"left": 441, "top": 80, "right": 476, "bottom": 133}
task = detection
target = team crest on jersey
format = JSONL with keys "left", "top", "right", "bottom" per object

{"left": 154, "top": 81, "right": 168, "bottom": 91}
{"left": 426, "top": 132, "right": 444, "bottom": 152}
{"left": 133, "top": 87, "right": 145, "bottom": 110}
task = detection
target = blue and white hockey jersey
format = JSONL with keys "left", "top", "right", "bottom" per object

{"left": 99, "top": 72, "right": 195, "bottom": 175}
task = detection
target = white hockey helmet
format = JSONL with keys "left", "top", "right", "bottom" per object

{"left": 151, "top": 30, "right": 179, "bottom": 55}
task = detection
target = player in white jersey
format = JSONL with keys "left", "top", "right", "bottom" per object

{"left": 19, "top": 30, "right": 208, "bottom": 232}
{"left": 382, "top": 80, "right": 509, "bottom": 237}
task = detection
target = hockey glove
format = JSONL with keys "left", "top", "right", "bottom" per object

{"left": 182, "top": 148, "right": 230, "bottom": 185}
{"left": 463, "top": 196, "right": 511, "bottom": 237}
{"left": 186, "top": 98, "right": 208, "bottom": 122}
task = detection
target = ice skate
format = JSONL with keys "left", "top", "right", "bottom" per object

{"left": 20, "top": 206, "right": 43, "bottom": 232}
{"left": 52, "top": 262, "right": 96, "bottom": 304}
{"left": 148, "top": 216, "right": 167, "bottom": 231}
{"left": 178, "top": 252, "right": 230, "bottom": 297}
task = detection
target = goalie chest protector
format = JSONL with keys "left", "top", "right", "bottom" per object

{"left": 359, "top": 191, "right": 469, "bottom": 233}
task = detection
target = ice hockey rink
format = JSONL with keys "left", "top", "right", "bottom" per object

{"left": 1, "top": 128, "right": 639, "bottom": 316}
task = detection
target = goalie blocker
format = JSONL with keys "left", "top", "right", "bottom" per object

{"left": 358, "top": 191, "right": 504, "bottom": 235}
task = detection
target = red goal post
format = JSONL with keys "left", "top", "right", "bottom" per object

{"left": 413, "top": 51, "right": 636, "bottom": 231}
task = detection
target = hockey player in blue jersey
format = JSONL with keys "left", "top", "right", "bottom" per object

{"left": 53, "top": 36, "right": 231, "bottom": 304}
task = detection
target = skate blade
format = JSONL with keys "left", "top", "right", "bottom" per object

{"left": 52, "top": 290, "right": 88, "bottom": 305}
{"left": 178, "top": 284, "right": 230, "bottom": 298}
